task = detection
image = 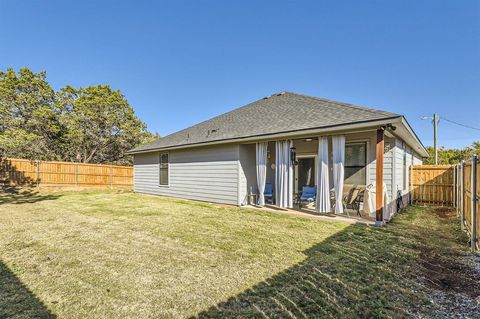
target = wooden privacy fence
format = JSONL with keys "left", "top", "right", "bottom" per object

{"left": 454, "top": 155, "right": 479, "bottom": 251}
{"left": 0, "top": 157, "right": 133, "bottom": 189}
{"left": 411, "top": 165, "right": 454, "bottom": 206}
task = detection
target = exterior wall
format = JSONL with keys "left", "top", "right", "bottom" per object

{"left": 413, "top": 153, "right": 423, "bottom": 166}
{"left": 238, "top": 144, "right": 256, "bottom": 205}
{"left": 133, "top": 144, "right": 240, "bottom": 205}
{"left": 393, "top": 138, "right": 407, "bottom": 210}
{"left": 383, "top": 138, "right": 395, "bottom": 199}
{"left": 368, "top": 136, "right": 395, "bottom": 218}
{"left": 133, "top": 133, "right": 424, "bottom": 211}
{"left": 391, "top": 138, "right": 424, "bottom": 213}
{"left": 360, "top": 134, "right": 393, "bottom": 195}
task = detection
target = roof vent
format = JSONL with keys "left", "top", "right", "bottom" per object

{"left": 263, "top": 95, "right": 272, "bottom": 100}
{"left": 277, "top": 92, "right": 286, "bottom": 96}
{"left": 206, "top": 129, "right": 218, "bottom": 136}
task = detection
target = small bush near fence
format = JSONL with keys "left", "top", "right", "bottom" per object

{"left": 0, "top": 157, "right": 133, "bottom": 189}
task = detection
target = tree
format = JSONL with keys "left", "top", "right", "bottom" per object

{"left": 469, "top": 141, "right": 480, "bottom": 158}
{"left": 0, "top": 67, "right": 155, "bottom": 164}
{"left": 56, "top": 85, "right": 153, "bottom": 165}
{"left": 424, "top": 142, "right": 479, "bottom": 165}
{"left": 0, "top": 68, "right": 61, "bottom": 160}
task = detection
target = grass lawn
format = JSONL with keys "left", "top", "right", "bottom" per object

{"left": 0, "top": 190, "right": 478, "bottom": 318}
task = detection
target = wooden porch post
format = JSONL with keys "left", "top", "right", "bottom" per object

{"left": 376, "top": 129, "right": 384, "bottom": 225}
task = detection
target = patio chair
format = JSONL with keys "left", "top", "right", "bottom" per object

{"left": 343, "top": 185, "right": 365, "bottom": 216}
{"left": 264, "top": 183, "right": 273, "bottom": 204}
{"left": 353, "top": 188, "right": 365, "bottom": 216}
{"left": 299, "top": 186, "right": 317, "bottom": 208}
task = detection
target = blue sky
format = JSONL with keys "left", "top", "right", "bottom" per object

{"left": 1, "top": 0, "right": 479, "bottom": 148}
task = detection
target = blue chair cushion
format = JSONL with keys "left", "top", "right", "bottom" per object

{"left": 264, "top": 183, "right": 273, "bottom": 196}
{"left": 300, "top": 186, "right": 317, "bottom": 201}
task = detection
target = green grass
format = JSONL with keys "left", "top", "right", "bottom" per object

{"left": 0, "top": 190, "right": 472, "bottom": 318}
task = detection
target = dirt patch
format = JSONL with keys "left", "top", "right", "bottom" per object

{"left": 416, "top": 207, "right": 480, "bottom": 298}
{"left": 420, "top": 250, "right": 480, "bottom": 298}
{"left": 432, "top": 206, "right": 457, "bottom": 220}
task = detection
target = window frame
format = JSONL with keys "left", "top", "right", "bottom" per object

{"left": 344, "top": 141, "right": 368, "bottom": 185}
{"left": 159, "top": 152, "right": 169, "bottom": 187}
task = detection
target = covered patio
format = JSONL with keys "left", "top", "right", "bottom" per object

{"left": 249, "top": 128, "right": 392, "bottom": 225}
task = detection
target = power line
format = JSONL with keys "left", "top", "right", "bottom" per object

{"left": 439, "top": 116, "right": 480, "bottom": 131}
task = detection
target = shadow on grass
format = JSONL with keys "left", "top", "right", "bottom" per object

{"left": 194, "top": 207, "right": 449, "bottom": 318}
{"left": 0, "top": 186, "right": 62, "bottom": 205}
{"left": 0, "top": 260, "right": 56, "bottom": 318}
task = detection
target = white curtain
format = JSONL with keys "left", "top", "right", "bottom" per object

{"left": 275, "top": 140, "right": 293, "bottom": 208}
{"left": 363, "top": 183, "right": 391, "bottom": 221}
{"left": 332, "top": 135, "right": 345, "bottom": 214}
{"left": 316, "top": 137, "right": 331, "bottom": 212}
{"left": 256, "top": 142, "right": 268, "bottom": 206}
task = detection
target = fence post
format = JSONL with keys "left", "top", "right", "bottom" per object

{"left": 36, "top": 160, "right": 40, "bottom": 187}
{"left": 453, "top": 165, "right": 457, "bottom": 208}
{"left": 409, "top": 165, "right": 413, "bottom": 205}
{"left": 461, "top": 161, "right": 465, "bottom": 230}
{"left": 471, "top": 155, "right": 478, "bottom": 251}
{"left": 455, "top": 164, "right": 461, "bottom": 216}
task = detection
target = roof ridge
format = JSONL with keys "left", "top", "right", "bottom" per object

{"left": 281, "top": 91, "right": 399, "bottom": 117}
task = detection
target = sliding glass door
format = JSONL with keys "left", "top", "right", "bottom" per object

{"left": 294, "top": 156, "right": 316, "bottom": 194}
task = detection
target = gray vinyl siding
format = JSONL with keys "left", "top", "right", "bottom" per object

{"left": 384, "top": 138, "right": 395, "bottom": 218}
{"left": 366, "top": 137, "right": 395, "bottom": 219}
{"left": 394, "top": 139, "right": 406, "bottom": 193}
{"left": 368, "top": 137, "right": 395, "bottom": 198}
{"left": 383, "top": 140, "right": 394, "bottom": 198}
{"left": 413, "top": 153, "right": 423, "bottom": 166}
{"left": 393, "top": 139, "right": 405, "bottom": 210}
{"left": 134, "top": 144, "right": 240, "bottom": 205}
{"left": 392, "top": 138, "right": 424, "bottom": 211}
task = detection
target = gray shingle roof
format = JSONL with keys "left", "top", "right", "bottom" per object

{"left": 129, "top": 92, "right": 400, "bottom": 153}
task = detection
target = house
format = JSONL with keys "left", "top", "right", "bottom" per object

{"left": 127, "top": 92, "right": 427, "bottom": 224}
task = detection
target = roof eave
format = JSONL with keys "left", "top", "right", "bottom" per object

{"left": 126, "top": 116, "right": 403, "bottom": 155}
{"left": 400, "top": 116, "right": 429, "bottom": 157}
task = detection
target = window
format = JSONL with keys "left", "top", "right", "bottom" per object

{"left": 159, "top": 153, "right": 169, "bottom": 186}
{"left": 345, "top": 142, "right": 367, "bottom": 185}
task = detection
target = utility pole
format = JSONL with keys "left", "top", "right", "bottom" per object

{"left": 434, "top": 113, "right": 438, "bottom": 165}
{"left": 421, "top": 114, "right": 440, "bottom": 164}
